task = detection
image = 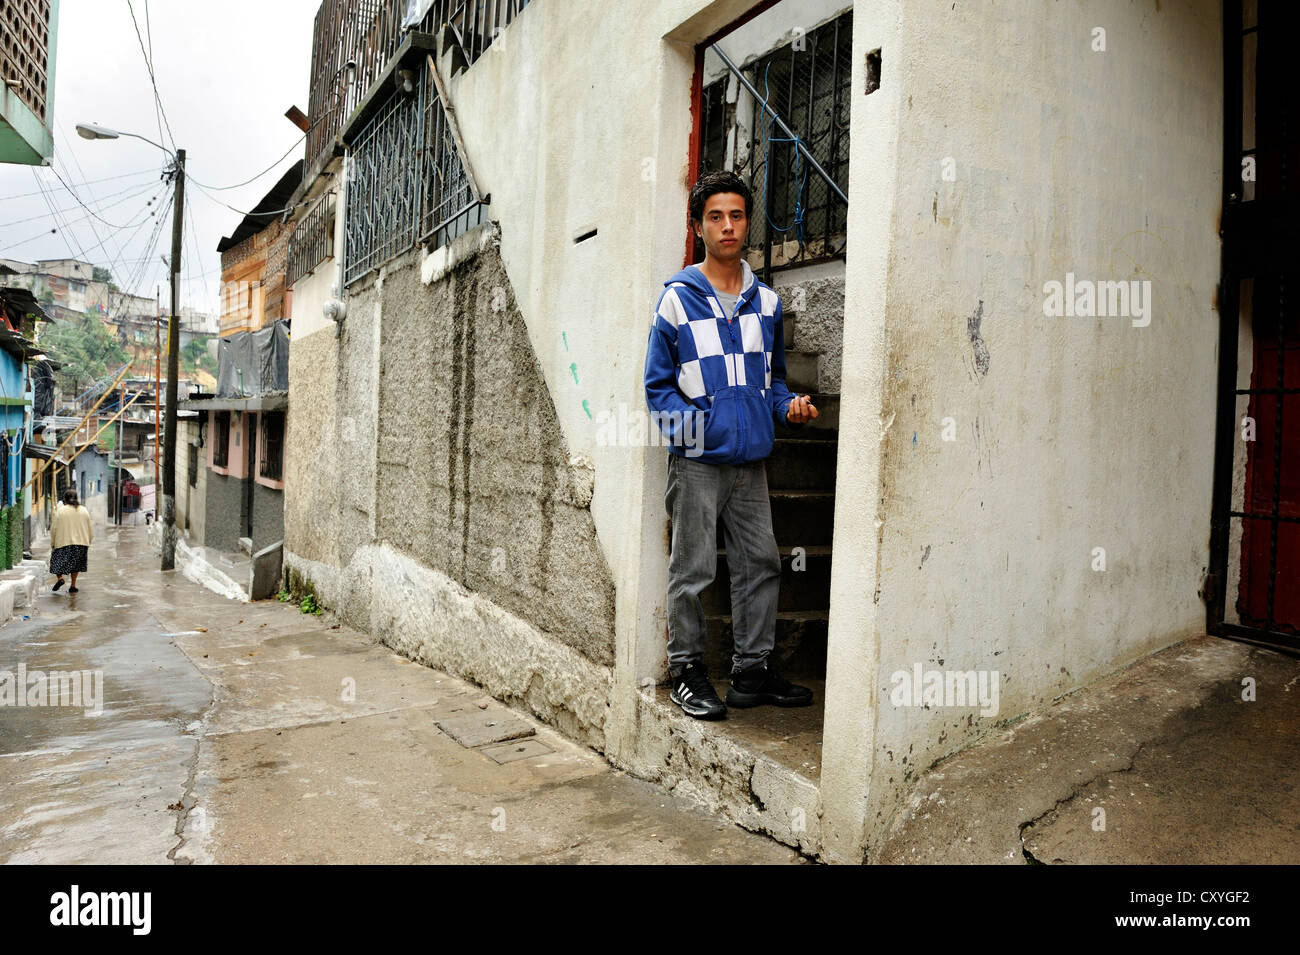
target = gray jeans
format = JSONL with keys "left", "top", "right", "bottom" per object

{"left": 665, "top": 452, "right": 782, "bottom": 676}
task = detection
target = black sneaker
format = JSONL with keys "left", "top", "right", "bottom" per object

{"left": 669, "top": 662, "right": 727, "bottom": 720}
{"left": 727, "top": 661, "right": 814, "bottom": 707}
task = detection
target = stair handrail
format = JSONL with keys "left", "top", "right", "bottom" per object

{"left": 708, "top": 44, "right": 848, "bottom": 208}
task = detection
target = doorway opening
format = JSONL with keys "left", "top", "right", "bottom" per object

{"left": 1211, "top": 0, "right": 1300, "bottom": 650}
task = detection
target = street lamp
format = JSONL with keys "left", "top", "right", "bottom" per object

{"left": 76, "top": 120, "right": 185, "bottom": 571}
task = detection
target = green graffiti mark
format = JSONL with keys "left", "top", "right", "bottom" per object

{"left": 582, "top": 399, "right": 591, "bottom": 419}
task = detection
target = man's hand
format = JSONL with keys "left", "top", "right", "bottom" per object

{"left": 786, "top": 394, "right": 819, "bottom": 424}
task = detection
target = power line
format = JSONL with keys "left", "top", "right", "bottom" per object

{"left": 46, "top": 163, "right": 161, "bottom": 231}
{"left": 0, "top": 227, "right": 58, "bottom": 255}
{"left": 0, "top": 177, "right": 158, "bottom": 229}
{"left": 0, "top": 167, "right": 156, "bottom": 201}
{"left": 29, "top": 169, "right": 93, "bottom": 264}
{"left": 188, "top": 176, "right": 310, "bottom": 219}
{"left": 184, "top": 134, "right": 305, "bottom": 192}
{"left": 124, "top": 0, "right": 176, "bottom": 153}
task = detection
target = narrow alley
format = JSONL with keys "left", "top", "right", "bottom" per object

{"left": 0, "top": 526, "right": 800, "bottom": 864}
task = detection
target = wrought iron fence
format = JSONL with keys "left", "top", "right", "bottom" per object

{"left": 287, "top": 193, "right": 336, "bottom": 288}
{"left": 343, "top": 84, "right": 425, "bottom": 286}
{"left": 699, "top": 11, "right": 852, "bottom": 276}
{"left": 343, "top": 58, "right": 488, "bottom": 286}
{"left": 0, "top": 0, "right": 53, "bottom": 123}
{"left": 306, "top": 0, "right": 532, "bottom": 176}
{"left": 420, "top": 75, "right": 488, "bottom": 247}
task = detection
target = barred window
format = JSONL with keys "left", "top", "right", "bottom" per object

{"left": 698, "top": 10, "right": 852, "bottom": 273}
{"left": 260, "top": 412, "right": 285, "bottom": 481}
{"left": 213, "top": 411, "right": 230, "bottom": 468}
{"left": 343, "top": 59, "right": 487, "bottom": 287}
{"left": 188, "top": 443, "right": 199, "bottom": 487}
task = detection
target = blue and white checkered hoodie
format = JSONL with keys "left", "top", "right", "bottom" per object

{"left": 644, "top": 259, "right": 802, "bottom": 465}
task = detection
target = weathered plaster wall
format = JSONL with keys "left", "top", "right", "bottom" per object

{"left": 376, "top": 239, "right": 615, "bottom": 665}
{"left": 285, "top": 0, "right": 861, "bottom": 859}
{"left": 250, "top": 481, "right": 283, "bottom": 551}
{"left": 858, "top": 0, "right": 1224, "bottom": 851}
{"left": 285, "top": 227, "right": 617, "bottom": 667}
{"left": 203, "top": 471, "right": 244, "bottom": 553}
{"left": 177, "top": 419, "right": 207, "bottom": 545}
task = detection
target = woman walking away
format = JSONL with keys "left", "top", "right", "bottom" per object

{"left": 50, "top": 490, "right": 92, "bottom": 594}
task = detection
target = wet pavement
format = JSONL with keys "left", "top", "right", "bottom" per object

{"left": 0, "top": 526, "right": 801, "bottom": 864}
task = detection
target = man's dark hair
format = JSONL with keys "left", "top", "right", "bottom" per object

{"left": 689, "top": 169, "right": 753, "bottom": 225}
{"left": 63, "top": 490, "right": 79, "bottom": 507}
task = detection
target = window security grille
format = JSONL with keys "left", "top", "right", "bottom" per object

{"left": 343, "top": 60, "right": 487, "bottom": 286}
{"left": 260, "top": 413, "right": 285, "bottom": 481}
{"left": 698, "top": 11, "right": 852, "bottom": 274}
{"left": 213, "top": 412, "right": 230, "bottom": 468}
{"left": 306, "top": 0, "right": 532, "bottom": 180}
{"left": 287, "top": 193, "right": 335, "bottom": 289}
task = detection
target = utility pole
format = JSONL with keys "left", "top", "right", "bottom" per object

{"left": 115, "top": 382, "right": 123, "bottom": 525}
{"left": 161, "top": 149, "right": 185, "bottom": 570}
{"left": 154, "top": 288, "right": 160, "bottom": 503}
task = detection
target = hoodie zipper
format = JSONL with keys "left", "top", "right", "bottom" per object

{"left": 699, "top": 264, "right": 751, "bottom": 464}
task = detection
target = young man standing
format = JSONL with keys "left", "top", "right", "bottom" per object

{"left": 643, "top": 170, "right": 818, "bottom": 720}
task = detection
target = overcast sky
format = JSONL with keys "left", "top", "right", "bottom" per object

{"left": 0, "top": 0, "right": 321, "bottom": 316}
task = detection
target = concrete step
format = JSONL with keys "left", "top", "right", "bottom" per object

{"left": 766, "top": 437, "right": 837, "bottom": 491}
{"left": 702, "top": 610, "right": 828, "bottom": 676}
{"left": 702, "top": 546, "right": 831, "bottom": 615}
{"left": 770, "top": 490, "right": 835, "bottom": 545}
{"left": 783, "top": 350, "right": 821, "bottom": 393}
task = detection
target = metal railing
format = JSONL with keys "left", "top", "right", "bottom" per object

{"left": 420, "top": 68, "right": 486, "bottom": 246}
{"left": 286, "top": 193, "right": 335, "bottom": 288}
{"left": 343, "top": 81, "right": 426, "bottom": 285}
{"left": 701, "top": 11, "right": 851, "bottom": 280}
{"left": 305, "top": 0, "right": 532, "bottom": 176}
{"left": 0, "top": 0, "right": 52, "bottom": 123}
{"left": 343, "top": 57, "right": 488, "bottom": 286}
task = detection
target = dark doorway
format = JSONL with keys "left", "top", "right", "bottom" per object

{"left": 1212, "top": 0, "right": 1300, "bottom": 649}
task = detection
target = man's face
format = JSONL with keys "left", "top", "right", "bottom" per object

{"left": 694, "top": 191, "right": 749, "bottom": 261}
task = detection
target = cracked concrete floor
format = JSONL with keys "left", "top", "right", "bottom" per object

{"left": 875, "top": 634, "right": 1300, "bottom": 864}
{"left": 0, "top": 527, "right": 801, "bottom": 864}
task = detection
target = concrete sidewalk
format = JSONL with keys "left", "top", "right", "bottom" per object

{"left": 0, "top": 526, "right": 800, "bottom": 864}
{"left": 875, "top": 634, "right": 1300, "bottom": 864}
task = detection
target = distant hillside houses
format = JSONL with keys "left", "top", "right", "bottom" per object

{"left": 0, "top": 257, "right": 218, "bottom": 334}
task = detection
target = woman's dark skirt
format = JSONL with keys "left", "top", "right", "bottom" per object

{"left": 49, "top": 544, "right": 88, "bottom": 576}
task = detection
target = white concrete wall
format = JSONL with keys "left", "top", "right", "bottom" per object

{"left": 442, "top": 0, "right": 849, "bottom": 694}
{"left": 287, "top": 160, "right": 345, "bottom": 341}
{"left": 281, "top": 0, "right": 1227, "bottom": 863}
{"left": 822, "top": 0, "right": 1224, "bottom": 858}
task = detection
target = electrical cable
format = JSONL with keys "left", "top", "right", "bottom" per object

{"left": 184, "top": 135, "right": 306, "bottom": 192}
{"left": 0, "top": 167, "right": 156, "bottom": 201}
{"left": 125, "top": 0, "right": 176, "bottom": 154}
{"left": 0, "top": 177, "right": 159, "bottom": 229}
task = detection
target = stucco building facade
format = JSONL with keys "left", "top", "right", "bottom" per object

{"left": 276, "top": 0, "right": 1282, "bottom": 862}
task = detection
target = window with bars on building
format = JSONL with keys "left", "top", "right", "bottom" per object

{"left": 342, "top": 58, "right": 487, "bottom": 287}
{"left": 188, "top": 443, "right": 199, "bottom": 487}
{"left": 697, "top": 10, "right": 852, "bottom": 274}
{"left": 260, "top": 412, "right": 285, "bottom": 481}
{"left": 213, "top": 411, "right": 230, "bottom": 468}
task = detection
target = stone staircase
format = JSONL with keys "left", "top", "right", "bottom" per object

{"left": 702, "top": 273, "right": 842, "bottom": 679}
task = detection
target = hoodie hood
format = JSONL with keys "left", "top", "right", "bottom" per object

{"left": 663, "top": 259, "right": 759, "bottom": 308}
